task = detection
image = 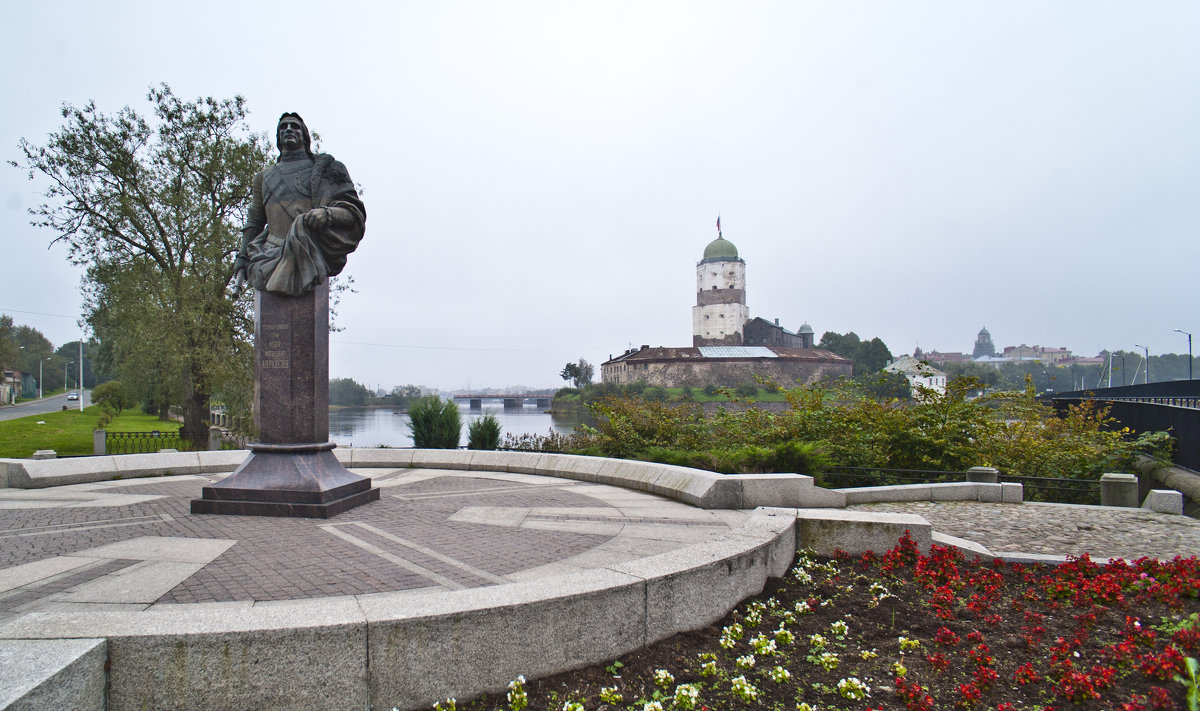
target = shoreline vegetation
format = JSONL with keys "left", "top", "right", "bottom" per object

{"left": 3, "top": 376, "right": 1174, "bottom": 493}
{"left": 514, "top": 377, "right": 1174, "bottom": 485}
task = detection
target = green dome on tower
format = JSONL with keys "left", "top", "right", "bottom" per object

{"left": 702, "top": 235, "right": 739, "bottom": 261}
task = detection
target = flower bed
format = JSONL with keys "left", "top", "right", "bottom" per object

{"left": 436, "top": 533, "right": 1199, "bottom": 710}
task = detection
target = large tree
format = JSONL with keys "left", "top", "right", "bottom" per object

{"left": 818, "top": 331, "right": 893, "bottom": 375}
{"left": 14, "top": 85, "right": 270, "bottom": 442}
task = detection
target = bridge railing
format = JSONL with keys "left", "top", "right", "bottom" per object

{"left": 1051, "top": 381, "right": 1200, "bottom": 472}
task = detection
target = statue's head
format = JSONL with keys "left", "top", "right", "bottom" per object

{"left": 276, "top": 113, "right": 313, "bottom": 158}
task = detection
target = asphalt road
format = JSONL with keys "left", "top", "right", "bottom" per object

{"left": 0, "top": 390, "right": 91, "bottom": 422}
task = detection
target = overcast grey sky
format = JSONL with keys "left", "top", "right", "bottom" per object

{"left": 2, "top": 1, "right": 1197, "bottom": 392}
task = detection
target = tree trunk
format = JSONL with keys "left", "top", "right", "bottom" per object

{"left": 158, "top": 401, "right": 170, "bottom": 421}
{"left": 180, "top": 358, "right": 211, "bottom": 451}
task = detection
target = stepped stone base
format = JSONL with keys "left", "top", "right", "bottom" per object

{"left": 190, "top": 443, "right": 379, "bottom": 518}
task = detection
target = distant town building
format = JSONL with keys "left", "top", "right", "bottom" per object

{"left": 884, "top": 355, "right": 947, "bottom": 399}
{"left": 1002, "top": 344, "right": 1073, "bottom": 364}
{"left": 916, "top": 349, "right": 970, "bottom": 365}
{"left": 972, "top": 327, "right": 996, "bottom": 358}
{"left": 602, "top": 228, "right": 850, "bottom": 387}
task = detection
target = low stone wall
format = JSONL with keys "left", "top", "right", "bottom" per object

{"left": 0, "top": 509, "right": 797, "bottom": 711}
{"left": 838, "top": 481, "right": 1023, "bottom": 505}
{"left": 0, "top": 449, "right": 846, "bottom": 510}
{"left": 1137, "top": 458, "right": 1200, "bottom": 518}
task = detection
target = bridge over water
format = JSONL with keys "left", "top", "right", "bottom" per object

{"left": 452, "top": 393, "right": 557, "bottom": 411}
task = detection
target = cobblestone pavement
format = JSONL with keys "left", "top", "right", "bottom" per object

{"left": 847, "top": 500, "right": 1200, "bottom": 561}
{"left": 0, "top": 468, "right": 746, "bottom": 621}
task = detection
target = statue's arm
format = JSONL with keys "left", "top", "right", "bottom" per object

{"left": 305, "top": 160, "right": 365, "bottom": 231}
{"left": 234, "top": 172, "right": 266, "bottom": 280}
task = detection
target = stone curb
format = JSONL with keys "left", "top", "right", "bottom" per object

{"left": 1, "top": 449, "right": 848, "bottom": 510}
{"left": 0, "top": 638, "right": 106, "bottom": 711}
{"left": 0, "top": 509, "right": 797, "bottom": 711}
{"left": 838, "top": 481, "right": 1022, "bottom": 505}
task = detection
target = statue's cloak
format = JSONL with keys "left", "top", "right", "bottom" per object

{"left": 243, "top": 153, "right": 366, "bottom": 297}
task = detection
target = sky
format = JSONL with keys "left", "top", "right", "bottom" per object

{"left": 2, "top": 1, "right": 1197, "bottom": 392}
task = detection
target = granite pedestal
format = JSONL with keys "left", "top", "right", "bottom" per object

{"left": 192, "top": 283, "right": 379, "bottom": 518}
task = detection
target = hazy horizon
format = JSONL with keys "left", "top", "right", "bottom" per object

{"left": 3, "top": 1, "right": 1196, "bottom": 391}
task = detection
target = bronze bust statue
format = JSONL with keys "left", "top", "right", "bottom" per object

{"left": 234, "top": 113, "right": 366, "bottom": 297}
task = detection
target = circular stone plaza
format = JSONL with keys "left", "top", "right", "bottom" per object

{"left": 1, "top": 449, "right": 1197, "bottom": 710}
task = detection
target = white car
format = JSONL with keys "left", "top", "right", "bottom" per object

{"left": 67, "top": 392, "right": 79, "bottom": 401}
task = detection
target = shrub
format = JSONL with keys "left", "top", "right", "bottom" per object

{"left": 407, "top": 396, "right": 461, "bottom": 449}
{"left": 467, "top": 413, "right": 502, "bottom": 450}
{"left": 91, "top": 380, "right": 133, "bottom": 415}
{"left": 735, "top": 382, "right": 758, "bottom": 397}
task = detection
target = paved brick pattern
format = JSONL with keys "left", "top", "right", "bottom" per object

{"left": 847, "top": 500, "right": 1200, "bottom": 561}
{"left": 0, "top": 559, "right": 137, "bottom": 622}
{"left": 0, "top": 469, "right": 738, "bottom": 610}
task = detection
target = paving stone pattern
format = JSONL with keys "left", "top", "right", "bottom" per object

{"left": 0, "top": 469, "right": 741, "bottom": 618}
{"left": 847, "top": 500, "right": 1200, "bottom": 561}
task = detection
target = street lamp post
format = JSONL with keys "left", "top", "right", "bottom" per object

{"left": 38, "top": 357, "right": 50, "bottom": 399}
{"left": 1134, "top": 344, "right": 1150, "bottom": 385}
{"left": 1175, "top": 329, "right": 1193, "bottom": 380}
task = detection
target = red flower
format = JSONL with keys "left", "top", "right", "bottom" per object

{"left": 1138, "top": 646, "right": 1185, "bottom": 680}
{"left": 954, "top": 682, "right": 982, "bottom": 708}
{"left": 934, "top": 627, "right": 961, "bottom": 647}
{"left": 1014, "top": 661, "right": 1040, "bottom": 685}
{"left": 1148, "top": 685, "right": 1175, "bottom": 710}
{"left": 1054, "top": 667, "right": 1100, "bottom": 702}
{"left": 925, "top": 652, "right": 951, "bottom": 673}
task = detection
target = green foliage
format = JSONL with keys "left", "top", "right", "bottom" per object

{"left": 570, "top": 375, "right": 1170, "bottom": 481}
{"left": 734, "top": 382, "right": 758, "bottom": 397}
{"left": 635, "top": 441, "right": 828, "bottom": 476}
{"left": 329, "top": 377, "right": 371, "bottom": 406}
{"left": 0, "top": 406, "right": 181, "bottom": 458}
{"left": 95, "top": 403, "right": 118, "bottom": 430}
{"left": 407, "top": 396, "right": 462, "bottom": 449}
{"left": 818, "top": 331, "right": 893, "bottom": 375}
{"left": 377, "top": 384, "right": 423, "bottom": 409}
{"left": 853, "top": 371, "right": 912, "bottom": 401}
{"left": 559, "top": 358, "right": 595, "bottom": 388}
{"left": 91, "top": 380, "right": 133, "bottom": 415}
{"left": 467, "top": 413, "right": 502, "bottom": 450}
{"left": 15, "top": 84, "right": 271, "bottom": 443}
{"left": 0, "top": 315, "right": 17, "bottom": 373}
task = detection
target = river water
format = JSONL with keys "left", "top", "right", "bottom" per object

{"left": 328, "top": 403, "right": 588, "bottom": 449}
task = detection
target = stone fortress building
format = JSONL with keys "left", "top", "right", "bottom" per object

{"left": 601, "top": 228, "right": 851, "bottom": 387}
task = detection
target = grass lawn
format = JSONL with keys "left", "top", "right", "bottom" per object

{"left": 0, "top": 407, "right": 178, "bottom": 458}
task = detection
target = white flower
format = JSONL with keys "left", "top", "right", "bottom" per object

{"left": 674, "top": 683, "right": 701, "bottom": 710}
{"left": 836, "top": 677, "right": 870, "bottom": 701}
{"left": 730, "top": 675, "right": 759, "bottom": 702}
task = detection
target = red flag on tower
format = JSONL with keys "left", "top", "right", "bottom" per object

{"left": 716, "top": 215, "right": 721, "bottom": 235}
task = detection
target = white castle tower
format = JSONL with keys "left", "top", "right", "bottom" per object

{"left": 692, "top": 226, "right": 749, "bottom": 347}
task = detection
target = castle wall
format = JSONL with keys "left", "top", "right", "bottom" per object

{"left": 602, "top": 357, "right": 851, "bottom": 388}
{"left": 744, "top": 319, "right": 811, "bottom": 348}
